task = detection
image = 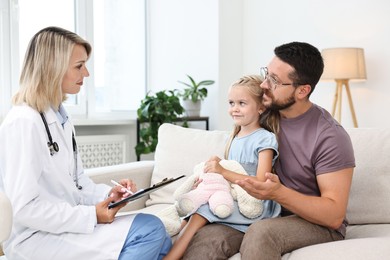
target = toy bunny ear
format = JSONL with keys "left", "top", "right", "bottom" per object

{"left": 173, "top": 162, "right": 203, "bottom": 200}
{"left": 193, "top": 161, "right": 206, "bottom": 174}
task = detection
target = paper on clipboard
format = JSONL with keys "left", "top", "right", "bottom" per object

{"left": 108, "top": 175, "right": 185, "bottom": 209}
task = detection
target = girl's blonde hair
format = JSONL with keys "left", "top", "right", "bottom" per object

{"left": 224, "top": 75, "right": 280, "bottom": 158}
{"left": 13, "top": 26, "right": 92, "bottom": 112}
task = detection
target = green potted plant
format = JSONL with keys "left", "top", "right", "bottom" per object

{"left": 135, "top": 89, "right": 185, "bottom": 159}
{"left": 178, "top": 75, "right": 215, "bottom": 117}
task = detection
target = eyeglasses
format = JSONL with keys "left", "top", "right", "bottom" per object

{"left": 260, "top": 67, "right": 297, "bottom": 91}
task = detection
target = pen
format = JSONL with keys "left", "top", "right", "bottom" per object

{"left": 110, "top": 180, "right": 134, "bottom": 195}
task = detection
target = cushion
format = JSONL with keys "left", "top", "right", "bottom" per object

{"left": 281, "top": 237, "right": 390, "bottom": 260}
{"left": 146, "top": 123, "right": 230, "bottom": 206}
{"left": 345, "top": 128, "right": 390, "bottom": 224}
{"left": 346, "top": 224, "right": 390, "bottom": 239}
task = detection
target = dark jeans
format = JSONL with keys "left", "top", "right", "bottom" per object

{"left": 183, "top": 215, "right": 343, "bottom": 260}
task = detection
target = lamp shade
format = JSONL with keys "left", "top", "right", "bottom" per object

{"left": 321, "top": 48, "right": 367, "bottom": 81}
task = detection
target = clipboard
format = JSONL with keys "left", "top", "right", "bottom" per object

{"left": 108, "top": 175, "right": 186, "bottom": 209}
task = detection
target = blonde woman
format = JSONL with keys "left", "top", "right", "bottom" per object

{"left": 164, "top": 75, "right": 281, "bottom": 260}
{"left": 0, "top": 27, "right": 171, "bottom": 260}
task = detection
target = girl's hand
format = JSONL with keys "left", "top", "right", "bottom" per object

{"left": 204, "top": 160, "right": 225, "bottom": 174}
{"left": 192, "top": 177, "right": 203, "bottom": 190}
{"left": 207, "top": 156, "right": 222, "bottom": 163}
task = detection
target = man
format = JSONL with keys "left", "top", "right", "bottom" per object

{"left": 182, "top": 42, "right": 355, "bottom": 259}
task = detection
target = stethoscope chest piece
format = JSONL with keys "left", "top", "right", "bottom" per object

{"left": 40, "top": 112, "right": 60, "bottom": 156}
{"left": 47, "top": 141, "right": 59, "bottom": 156}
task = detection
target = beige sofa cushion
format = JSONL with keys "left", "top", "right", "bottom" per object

{"left": 346, "top": 128, "right": 390, "bottom": 224}
{"left": 146, "top": 123, "right": 230, "bottom": 206}
{"left": 281, "top": 236, "right": 390, "bottom": 260}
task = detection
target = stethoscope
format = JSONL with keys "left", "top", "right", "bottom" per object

{"left": 40, "top": 112, "right": 82, "bottom": 190}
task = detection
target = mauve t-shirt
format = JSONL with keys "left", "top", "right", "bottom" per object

{"left": 274, "top": 104, "right": 355, "bottom": 236}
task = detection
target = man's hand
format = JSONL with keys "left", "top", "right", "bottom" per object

{"left": 235, "top": 172, "right": 282, "bottom": 200}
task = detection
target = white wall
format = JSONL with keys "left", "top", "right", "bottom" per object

{"left": 148, "top": 0, "right": 221, "bottom": 127}
{"left": 242, "top": 0, "right": 390, "bottom": 129}
{"left": 148, "top": 0, "right": 390, "bottom": 130}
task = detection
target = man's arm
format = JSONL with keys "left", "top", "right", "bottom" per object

{"left": 236, "top": 167, "right": 353, "bottom": 229}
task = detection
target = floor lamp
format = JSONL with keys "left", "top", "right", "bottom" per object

{"left": 321, "top": 48, "right": 367, "bottom": 128}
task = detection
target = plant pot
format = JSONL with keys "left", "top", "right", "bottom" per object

{"left": 181, "top": 99, "right": 201, "bottom": 117}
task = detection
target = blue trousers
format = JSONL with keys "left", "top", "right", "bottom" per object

{"left": 118, "top": 213, "right": 172, "bottom": 260}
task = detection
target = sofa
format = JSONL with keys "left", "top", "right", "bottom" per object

{"left": 1, "top": 123, "right": 390, "bottom": 259}
{"left": 88, "top": 123, "right": 390, "bottom": 259}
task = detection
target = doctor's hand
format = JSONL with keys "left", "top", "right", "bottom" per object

{"left": 235, "top": 172, "right": 282, "bottom": 200}
{"left": 96, "top": 196, "right": 126, "bottom": 224}
{"left": 109, "top": 179, "right": 137, "bottom": 200}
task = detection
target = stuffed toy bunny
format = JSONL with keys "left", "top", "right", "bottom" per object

{"left": 156, "top": 160, "right": 263, "bottom": 236}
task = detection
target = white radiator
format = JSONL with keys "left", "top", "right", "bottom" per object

{"left": 76, "top": 135, "right": 127, "bottom": 169}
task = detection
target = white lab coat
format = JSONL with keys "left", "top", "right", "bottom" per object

{"left": 0, "top": 104, "right": 135, "bottom": 260}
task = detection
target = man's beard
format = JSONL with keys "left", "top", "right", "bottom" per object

{"left": 264, "top": 89, "right": 296, "bottom": 111}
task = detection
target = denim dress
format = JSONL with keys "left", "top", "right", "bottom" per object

{"left": 195, "top": 128, "right": 281, "bottom": 232}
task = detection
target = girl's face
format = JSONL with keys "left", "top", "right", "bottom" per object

{"left": 228, "top": 85, "right": 263, "bottom": 129}
{"left": 62, "top": 44, "right": 90, "bottom": 95}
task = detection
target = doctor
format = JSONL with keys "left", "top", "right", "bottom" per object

{"left": 0, "top": 26, "right": 172, "bottom": 260}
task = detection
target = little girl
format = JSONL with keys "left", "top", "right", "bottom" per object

{"left": 164, "top": 75, "right": 281, "bottom": 260}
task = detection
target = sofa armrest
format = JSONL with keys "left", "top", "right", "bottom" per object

{"left": 86, "top": 160, "right": 155, "bottom": 211}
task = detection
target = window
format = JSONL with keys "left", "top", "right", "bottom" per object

{"left": 0, "top": 0, "right": 19, "bottom": 121}
{"left": 1, "top": 0, "right": 146, "bottom": 120}
{"left": 18, "top": 0, "right": 80, "bottom": 110}
{"left": 90, "top": 0, "right": 146, "bottom": 116}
